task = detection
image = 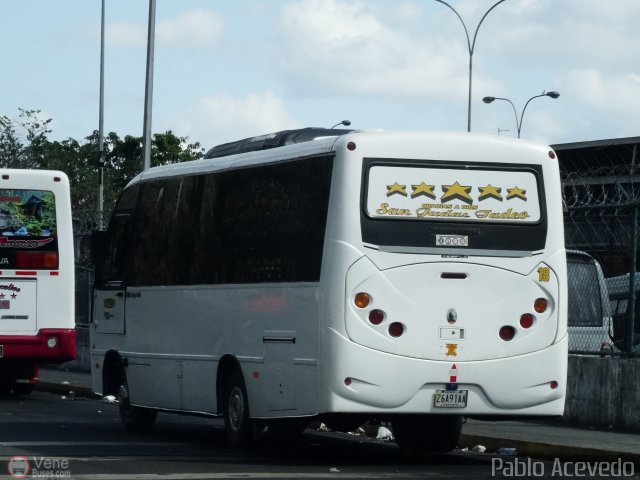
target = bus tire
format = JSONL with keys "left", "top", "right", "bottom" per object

{"left": 118, "top": 380, "right": 157, "bottom": 433}
{"left": 393, "top": 415, "right": 462, "bottom": 454}
{"left": 12, "top": 383, "right": 34, "bottom": 395}
{"left": 223, "top": 369, "right": 254, "bottom": 448}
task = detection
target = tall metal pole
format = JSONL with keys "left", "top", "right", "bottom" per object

{"left": 141, "top": 0, "right": 156, "bottom": 171}
{"left": 98, "top": 0, "right": 105, "bottom": 229}
{"left": 434, "top": 0, "right": 506, "bottom": 132}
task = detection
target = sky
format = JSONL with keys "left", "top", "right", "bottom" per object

{"left": 1, "top": 0, "right": 639, "bottom": 151}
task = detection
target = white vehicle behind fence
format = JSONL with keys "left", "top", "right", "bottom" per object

{"left": 90, "top": 128, "right": 568, "bottom": 453}
{"left": 566, "top": 250, "right": 613, "bottom": 354}
{"left": 606, "top": 272, "right": 640, "bottom": 352}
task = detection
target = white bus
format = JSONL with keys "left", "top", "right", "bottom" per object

{"left": 91, "top": 129, "right": 567, "bottom": 452}
{"left": 0, "top": 169, "right": 76, "bottom": 395}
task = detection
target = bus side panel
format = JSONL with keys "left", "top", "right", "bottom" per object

{"left": 120, "top": 284, "right": 321, "bottom": 417}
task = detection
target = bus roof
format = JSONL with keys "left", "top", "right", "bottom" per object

{"left": 131, "top": 129, "right": 552, "bottom": 186}
{"left": 203, "top": 127, "right": 353, "bottom": 159}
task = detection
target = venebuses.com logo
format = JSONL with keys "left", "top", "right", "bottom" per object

{"left": 7, "top": 457, "right": 30, "bottom": 479}
{"left": 7, "top": 456, "right": 71, "bottom": 478}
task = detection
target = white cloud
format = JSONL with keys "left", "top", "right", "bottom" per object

{"left": 107, "top": 21, "right": 146, "bottom": 48}
{"left": 157, "top": 10, "right": 223, "bottom": 48}
{"left": 106, "top": 10, "right": 223, "bottom": 49}
{"left": 168, "top": 91, "right": 301, "bottom": 148}
{"left": 277, "top": 0, "right": 502, "bottom": 100}
{"left": 564, "top": 69, "right": 640, "bottom": 114}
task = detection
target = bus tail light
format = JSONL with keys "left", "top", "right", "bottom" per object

{"left": 15, "top": 251, "right": 58, "bottom": 269}
{"left": 368, "top": 309, "right": 384, "bottom": 325}
{"left": 519, "top": 313, "right": 534, "bottom": 329}
{"left": 499, "top": 325, "right": 516, "bottom": 341}
{"left": 534, "top": 298, "right": 548, "bottom": 313}
{"left": 388, "top": 322, "right": 404, "bottom": 337}
{"left": 550, "top": 381, "right": 559, "bottom": 389}
{"left": 354, "top": 292, "right": 370, "bottom": 309}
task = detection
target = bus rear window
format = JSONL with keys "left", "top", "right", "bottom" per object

{"left": 360, "top": 159, "right": 548, "bottom": 254}
{"left": 0, "top": 189, "right": 58, "bottom": 269}
{"left": 366, "top": 164, "right": 541, "bottom": 223}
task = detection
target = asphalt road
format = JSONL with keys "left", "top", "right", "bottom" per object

{"left": 0, "top": 390, "right": 520, "bottom": 479}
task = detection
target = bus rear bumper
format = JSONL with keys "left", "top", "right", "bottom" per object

{"left": 323, "top": 329, "right": 568, "bottom": 416}
{"left": 0, "top": 329, "right": 76, "bottom": 363}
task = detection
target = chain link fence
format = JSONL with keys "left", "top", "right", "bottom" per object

{"left": 565, "top": 204, "right": 639, "bottom": 356}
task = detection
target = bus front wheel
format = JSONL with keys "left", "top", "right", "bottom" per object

{"left": 393, "top": 415, "right": 462, "bottom": 454}
{"left": 117, "top": 380, "right": 157, "bottom": 433}
{"left": 223, "top": 369, "right": 254, "bottom": 448}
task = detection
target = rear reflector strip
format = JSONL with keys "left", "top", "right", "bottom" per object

{"left": 0, "top": 270, "right": 59, "bottom": 276}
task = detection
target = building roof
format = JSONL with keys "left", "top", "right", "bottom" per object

{"left": 552, "top": 136, "right": 640, "bottom": 151}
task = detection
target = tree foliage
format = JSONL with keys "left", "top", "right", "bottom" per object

{"left": 0, "top": 109, "right": 205, "bottom": 221}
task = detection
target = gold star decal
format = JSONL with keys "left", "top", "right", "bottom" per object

{"left": 386, "top": 182, "right": 407, "bottom": 197}
{"left": 411, "top": 182, "right": 436, "bottom": 199}
{"left": 506, "top": 186, "right": 527, "bottom": 201}
{"left": 478, "top": 184, "right": 503, "bottom": 202}
{"left": 441, "top": 181, "right": 473, "bottom": 205}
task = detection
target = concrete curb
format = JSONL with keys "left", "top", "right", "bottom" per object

{"left": 34, "top": 380, "right": 98, "bottom": 399}
{"left": 459, "top": 433, "right": 640, "bottom": 464}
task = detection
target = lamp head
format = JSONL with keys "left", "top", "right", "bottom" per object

{"left": 331, "top": 120, "right": 352, "bottom": 128}
{"left": 545, "top": 91, "right": 560, "bottom": 99}
{"left": 482, "top": 96, "right": 496, "bottom": 104}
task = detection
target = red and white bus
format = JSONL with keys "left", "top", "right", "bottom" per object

{"left": 0, "top": 169, "right": 75, "bottom": 394}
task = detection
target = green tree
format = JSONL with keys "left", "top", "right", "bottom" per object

{"left": 1, "top": 108, "right": 205, "bottom": 220}
{"left": 0, "top": 109, "right": 51, "bottom": 168}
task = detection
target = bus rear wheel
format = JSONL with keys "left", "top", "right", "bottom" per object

{"left": 393, "top": 415, "right": 462, "bottom": 454}
{"left": 118, "top": 380, "right": 157, "bottom": 433}
{"left": 223, "top": 369, "right": 254, "bottom": 448}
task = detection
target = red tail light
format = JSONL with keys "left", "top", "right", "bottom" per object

{"left": 499, "top": 325, "right": 516, "bottom": 341}
{"left": 368, "top": 309, "right": 385, "bottom": 325}
{"left": 388, "top": 322, "right": 405, "bottom": 337}
{"left": 520, "top": 313, "right": 534, "bottom": 329}
{"left": 16, "top": 251, "right": 58, "bottom": 269}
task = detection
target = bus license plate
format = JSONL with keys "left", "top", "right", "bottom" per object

{"left": 434, "top": 389, "right": 468, "bottom": 408}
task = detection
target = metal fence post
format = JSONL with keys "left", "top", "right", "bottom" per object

{"left": 627, "top": 205, "right": 638, "bottom": 354}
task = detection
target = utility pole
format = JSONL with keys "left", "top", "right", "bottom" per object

{"left": 141, "top": 0, "right": 156, "bottom": 171}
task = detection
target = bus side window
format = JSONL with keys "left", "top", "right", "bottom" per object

{"left": 100, "top": 213, "right": 132, "bottom": 286}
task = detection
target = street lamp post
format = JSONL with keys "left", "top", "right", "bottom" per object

{"left": 141, "top": 0, "right": 156, "bottom": 171}
{"left": 482, "top": 91, "right": 560, "bottom": 138}
{"left": 434, "top": 0, "right": 506, "bottom": 132}
{"left": 97, "top": 0, "right": 105, "bottom": 229}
